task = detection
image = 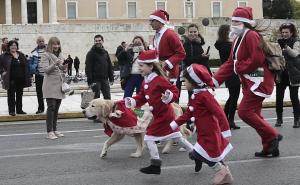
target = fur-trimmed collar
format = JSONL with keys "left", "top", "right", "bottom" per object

{"left": 144, "top": 72, "right": 158, "bottom": 83}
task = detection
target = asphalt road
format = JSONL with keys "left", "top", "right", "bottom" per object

{"left": 0, "top": 107, "right": 299, "bottom": 185}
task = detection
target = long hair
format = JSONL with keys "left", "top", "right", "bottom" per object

{"left": 46, "top": 37, "right": 61, "bottom": 55}
{"left": 217, "top": 24, "right": 230, "bottom": 42}
{"left": 144, "top": 62, "right": 167, "bottom": 79}
{"left": 132, "top": 35, "right": 148, "bottom": 50}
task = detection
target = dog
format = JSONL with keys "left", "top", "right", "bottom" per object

{"left": 83, "top": 99, "right": 192, "bottom": 158}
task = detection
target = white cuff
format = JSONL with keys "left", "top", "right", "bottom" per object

{"left": 222, "top": 130, "right": 232, "bottom": 138}
{"left": 165, "top": 60, "right": 173, "bottom": 69}
{"left": 170, "top": 121, "right": 178, "bottom": 130}
{"left": 212, "top": 77, "right": 220, "bottom": 88}
{"left": 124, "top": 97, "right": 136, "bottom": 108}
{"left": 162, "top": 89, "right": 173, "bottom": 104}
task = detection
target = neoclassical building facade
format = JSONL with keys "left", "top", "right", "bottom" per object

{"left": 0, "top": 0, "right": 263, "bottom": 24}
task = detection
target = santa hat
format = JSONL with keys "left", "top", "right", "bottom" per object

{"left": 186, "top": 64, "right": 213, "bottom": 87}
{"left": 149, "top": 9, "right": 169, "bottom": 24}
{"left": 137, "top": 50, "right": 159, "bottom": 63}
{"left": 231, "top": 7, "right": 256, "bottom": 26}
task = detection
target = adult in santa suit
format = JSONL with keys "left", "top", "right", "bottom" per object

{"left": 170, "top": 64, "right": 233, "bottom": 185}
{"left": 125, "top": 50, "right": 193, "bottom": 175}
{"left": 213, "top": 7, "right": 283, "bottom": 157}
{"left": 149, "top": 9, "right": 186, "bottom": 84}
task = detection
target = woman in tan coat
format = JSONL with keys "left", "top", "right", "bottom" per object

{"left": 40, "top": 37, "right": 67, "bottom": 139}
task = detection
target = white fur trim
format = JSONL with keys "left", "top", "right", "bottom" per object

{"left": 165, "top": 60, "right": 173, "bottom": 69}
{"left": 144, "top": 131, "right": 182, "bottom": 141}
{"left": 170, "top": 121, "right": 178, "bottom": 130}
{"left": 232, "top": 16, "right": 252, "bottom": 24}
{"left": 189, "top": 106, "right": 194, "bottom": 112}
{"left": 187, "top": 66, "right": 205, "bottom": 86}
{"left": 124, "top": 97, "right": 136, "bottom": 108}
{"left": 149, "top": 15, "right": 166, "bottom": 24}
{"left": 137, "top": 58, "right": 159, "bottom": 63}
{"left": 243, "top": 73, "right": 271, "bottom": 98}
{"left": 212, "top": 77, "right": 220, "bottom": 88}
{"left": 222, "top": 130, "right": 232, "bottom": 138}
{"left": 162, "top": 89, "right": 173, "bottom": 104}
{"left": 194, "top": 142, "right": 233, "bottom": 162}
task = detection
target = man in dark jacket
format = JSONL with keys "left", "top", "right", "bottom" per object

{"left": 85, "top": 34, "right": 114, "bottom": 99}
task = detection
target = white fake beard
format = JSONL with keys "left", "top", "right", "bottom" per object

{"left": 229, "top": 24, "right": 245, "bottom": 39}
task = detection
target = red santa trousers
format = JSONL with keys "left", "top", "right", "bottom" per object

{"left": 238, "top": 92, "right": 278, "bottom": 151}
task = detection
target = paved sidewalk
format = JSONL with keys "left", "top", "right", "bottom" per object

{"left": 0, "top": 84, "right": 293, "bottom": 122}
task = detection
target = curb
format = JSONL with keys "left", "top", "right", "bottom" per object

{"left": 0, "top": 101, "right": 292, "bottom": 123}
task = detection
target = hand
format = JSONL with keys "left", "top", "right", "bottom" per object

{"left": 201, "top": 53, "right": 210, "bottom": 58}
{"left": 161, "top": 90, "right": 171, "bottom": 101}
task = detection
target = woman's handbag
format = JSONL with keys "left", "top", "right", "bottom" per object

{"left": 59, "top": 70, "right": 72, "bottom": 93}
{"left": 81, "top": 87, "right": 95, "bottom": 109}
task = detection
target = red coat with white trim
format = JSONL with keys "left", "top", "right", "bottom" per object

{"left": 132, "top": 74, "right": 180, "bottom": 136}
{"left": 173, "top": 90, "right": 232, "bottom": 161}
{"left": 156, "top": 29, "right": 186, "bottom": 80}
{"left": 214, "top": 30, "right": 274, "bottom": 97}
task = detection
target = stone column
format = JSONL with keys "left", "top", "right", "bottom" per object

{"left": 5, "top": 0, "right": 12, "bottom": 24}
{"left": 21, "top": 0, "right": 28, "bottom": 24}
{"left": 37, "top": 0, "right": 44, "bottom": 24}
{"left": 49, "top": 0, "right": 57, "bottom": 23}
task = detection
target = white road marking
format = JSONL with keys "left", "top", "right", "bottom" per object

{"left": 0, "top": 129, "right": 103, "bottom": 137}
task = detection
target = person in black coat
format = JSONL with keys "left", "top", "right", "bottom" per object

{"left": 275, "top": 23, "right": 300, "bottom": 128}
{"left": 85, "top": 35, "right": 114, "bottom": 99}
{"left": 74, "top": 56, "right": 80, "bottom": 76}
{"left": 214, "top": 24, "right": 241, "bottom": 129}
{"left": 0, "top": 40, "right": 31, "bottom": 116}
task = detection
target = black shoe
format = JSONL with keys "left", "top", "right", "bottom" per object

{"left": 293, "top": 119, "right": 300, "bottom": 128}
{"left": 36, "top": 110, "right": 44, "bottom": 114}
{"left": 188, "top": 152, "right": 202, "bottom": 172}
{"left": 16, "top": 111, "right": 27, "bottom": 114}
{"left": 9, "top": 112, "right": 16, "bottom": 116}
{"left": 140, "top": 165, "right": 161, "bottom": 175}
{"left": 275, "top": 119, "right": 283, "bottom": 127}
{"left": 267, "top": 134, "right": 283, "bottom": 154}
{"left": 229, "top": 121, "right": 240, "bottom": 130}
{"left": 255, "top": 149, "right": 280, "bottom": 158}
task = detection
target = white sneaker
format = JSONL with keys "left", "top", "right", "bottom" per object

{"left": 47, "top": 132, "right": 58, "bottom": 140}
{"left": 212, "top": 164, "right": 233, "bottom": 185}
{"left": 54, "top": 131, "right": 64, "bottom": 137}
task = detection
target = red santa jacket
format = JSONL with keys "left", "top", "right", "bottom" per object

{"left": 171, "top": 90, "right": 232, "bottom": 162}
{"left": 126, "top": 73, "right": 181, "bottom": 139}
{"left": 154, "top": 27, "right": 186, "bottom": 81}
{"left": 213, "top": 29, "right": 274, "bottom": 98}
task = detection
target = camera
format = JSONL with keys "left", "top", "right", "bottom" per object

{"left": 132, "top": 46, "right": 143, "bottom": 53}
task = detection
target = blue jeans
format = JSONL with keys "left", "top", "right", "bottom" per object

{"left": 123, "top": 74, "right": 143, "bottom": 98}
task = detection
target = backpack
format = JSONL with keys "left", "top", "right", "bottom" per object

{"left": 260, "top": 40, "right": 286, "bottom": 72}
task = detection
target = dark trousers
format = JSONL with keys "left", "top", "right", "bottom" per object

{"left": 238, "top": 92, "right": 278, "bottom": 152}
{"left": 46, "top": 98, "right": 61, "bottom": 133}
{"left": 276, "top": 80, "right": 300, "bottom": 120}
{"left": 92, "top": 79, "right": 111, "bottom": 99}
{"left": 123, "top": 74, "right": 143, "bottom": 98}
{"left": 175, "top": 76, "right": 182, "bottom": 103}
{"left": 191, "top": 150, "right": 222, "bottom": 167}
{"left": 75, "top": 68, "right": 79, "bottom": 76}
{"left": 7, "top": 80, "right": 24, "bottom": 113}
{"left": 224, "top": 85, "right": 241, "bottom": 121}
{"left": 35, "top": 74, "right": 44, "bottom": 111}
{"left": 67, "top": 67, "right": 72, "bottom": 76}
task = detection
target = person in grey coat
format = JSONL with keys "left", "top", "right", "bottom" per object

{"left": 40, "top": 37, "right": 67, "bottom": 140}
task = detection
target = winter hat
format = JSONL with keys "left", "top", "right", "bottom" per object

{"left": 186, "top": 64, "right": 213, "bottom": 87}
{"left": 137, "top": 50, "right": 159, "bottom": 63}
{"left": 231, "top": 7, "right": 255, "bottom": 26}
{"left": 149, "top": 9, "right": 169, "bottom": 24}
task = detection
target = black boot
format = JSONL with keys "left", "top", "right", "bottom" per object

{"left": 255, "top": 134, "right": 283, "bottom": 158}
{"left": 189, "top": 152, "right": 202, "bottom": 172}
{"left": 229, "top": 120, "right": 240, "bottom": 130}
{"left": 293, "top": 119, "right": 300, "bottom": 128}
{"left": 140, "top": 159, "right": 161, "bottom": 175}
{"left": 255, "top": 149, "right": 280, "bottom": 157}
{"left": 275, "top": 114, "right": 283, "bottom": 127}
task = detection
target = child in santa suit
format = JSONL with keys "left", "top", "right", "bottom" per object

{"left": 125, "top": 50, "right": 194, "bottom": 175}
{"left": 170, "top": 64, "right": 233, "bottom": 185}
{"left": 213, "top": 6, "right": 282, "bottom": 157}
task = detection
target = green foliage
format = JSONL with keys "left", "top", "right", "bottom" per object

{"left": 291, "top": 0, "right": 300, "bottom": 18}
{"left": 263, "top": 0, "right": 293, "bottom": 19}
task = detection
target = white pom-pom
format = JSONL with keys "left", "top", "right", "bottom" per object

{"left": 145, "top": 95, "right": 150, "bottom": 99}
{"left": 190, "top": 117, "right": 195, "bottom": 122}
{"left": 144, "top": 84, "right": 149, "bottom": 89}
{"left": 191, "top": 94, "right": 195, "bottom": 100}
{"left": 149, "top": 106, "right": 154, "bottom": 111}
{"left": 189, "top": 106, "right": 194, "bottom": 112}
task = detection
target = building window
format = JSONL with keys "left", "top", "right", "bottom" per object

{"left": 156, "top": 1, "right": 166, "bottom": 10}
{"left": 211, "top": 1, "right": 222, "bottom": 17}
{"left": 238, "top": 1, "right": 248, "bottom": 7}
{"left": 128, "top": 2, "right": 137, "bottom": 18}
{"left": 185, "top": 1, "right": 194, "bottom": 18}
{"left": 97, "top": 1, "right": 107, "bottom": 19}
{"left": 66, "top": 1, "right": 77, "bottom": 19}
